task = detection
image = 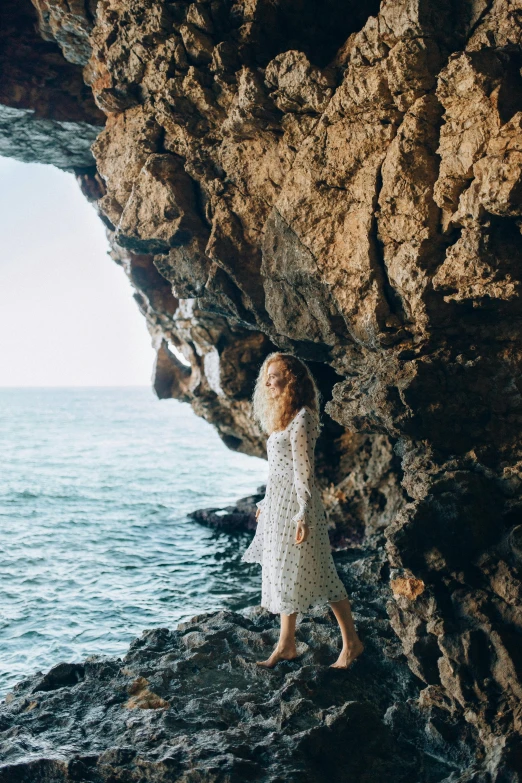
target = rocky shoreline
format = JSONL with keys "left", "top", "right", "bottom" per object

{"left": 0, "top": 543, "right": 475, "bottom": 783}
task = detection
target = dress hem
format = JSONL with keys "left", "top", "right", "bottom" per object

{"left": 260, "top": 587, "right": 349, "bottom": 615}
{"left": 241, "top": 553, "right": 263, "bottom": 565}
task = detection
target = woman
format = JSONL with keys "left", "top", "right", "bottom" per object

{"left": 241, "top": 352, "right": 364, "bottom": 669}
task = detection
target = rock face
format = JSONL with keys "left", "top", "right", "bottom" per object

{"left": 1, "top": 0, "right": 522, "bottom": 779}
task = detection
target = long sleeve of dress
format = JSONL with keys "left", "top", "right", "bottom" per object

{"left": 290, "top": 408, "right": 316, "bottom": 526}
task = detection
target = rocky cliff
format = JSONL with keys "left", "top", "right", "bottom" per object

{"left": 1, "top": 0, "right": 522, "bottom": 780}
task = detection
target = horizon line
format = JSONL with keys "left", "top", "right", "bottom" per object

{"left": 0, "top": 384, "right": 154, "bottom": 389}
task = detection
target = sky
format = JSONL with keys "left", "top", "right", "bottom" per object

{"left": 0, "top": 157, "right": 160, "bottom": 386}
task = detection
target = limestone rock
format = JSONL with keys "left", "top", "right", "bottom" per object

{"left": 31, "top": 0, "right": 95, "bottom": 65}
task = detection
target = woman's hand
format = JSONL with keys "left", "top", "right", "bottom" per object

{"left": 295, "top": 520, "right": 310, "bottom": 544}
{"left": 255, "top": 507, "right": 261, "bottom": 520}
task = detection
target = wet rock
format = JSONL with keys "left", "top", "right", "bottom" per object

{"left": 0, "top": 548, "right": 469, "bottom": 782}
{"left": 31, "top": 663, "right": 85, "bottom": 694}
{"left": 189, "top": 487, "right": 265, "bottom": 532}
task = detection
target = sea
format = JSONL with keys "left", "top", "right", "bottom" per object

{"left": 0, "top": 387, "right": 267, "bottom": 697}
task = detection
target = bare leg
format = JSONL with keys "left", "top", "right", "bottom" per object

{"left": 328, "top": 597, "right": 364, "bottom": 669}
{"left": 256, "top": 612, "right": 299, "bottom": 668}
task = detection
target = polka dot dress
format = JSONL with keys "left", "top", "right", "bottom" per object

{"left": 241, "top": 406, "right": 348, "bottom": 614}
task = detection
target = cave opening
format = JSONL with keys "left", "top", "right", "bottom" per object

{"left": 230, "top": 0, "right": 382, "bottom": 69}
{"left": 273, "top": 0, "right": 382, "bottom": 69}
{"left": 0, "top": 157, "right": 157, "bottom": 386}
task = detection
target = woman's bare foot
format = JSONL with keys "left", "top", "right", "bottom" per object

{"left": 329, "top": 640, "right": 364, "bottom": 669}
{"left": 256, "top": 645, "right": 299, "bottom": 668}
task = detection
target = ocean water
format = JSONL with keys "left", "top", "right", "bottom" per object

{"left": 0, "top": 387, "right": 267, "bottom": 696}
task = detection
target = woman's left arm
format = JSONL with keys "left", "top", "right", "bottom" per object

{"left": 290, "top": 408, "right": 316, "bottom": 527}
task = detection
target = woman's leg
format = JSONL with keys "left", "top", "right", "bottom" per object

{"left": 256, "top": 612, "right": 298, "bottom": 668}
{"left": 328, "top": 597, "right": 364, "bottom": 669}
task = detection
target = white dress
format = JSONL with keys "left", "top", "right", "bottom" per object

{"left": 241, "top": 406, "right": 348, "bottom": 614}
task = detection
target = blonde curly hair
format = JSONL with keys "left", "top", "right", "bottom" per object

{"left": 252, "top": 352, "right": 322, "bottom": 435}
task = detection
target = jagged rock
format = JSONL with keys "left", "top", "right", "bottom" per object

{"left": 0, "top": 548, "right": 473, "bottom": 782}
{"left": 31, "top": 0, "right": 96, "bottom": 65}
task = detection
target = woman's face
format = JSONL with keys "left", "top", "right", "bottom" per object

{"left": 266, "top": 361, "right": 286, "bottom": 399}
